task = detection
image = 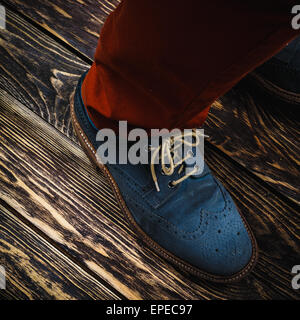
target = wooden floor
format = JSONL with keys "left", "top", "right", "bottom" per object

{"left": 0, "top": 0, "right": 299, "bottom": 300}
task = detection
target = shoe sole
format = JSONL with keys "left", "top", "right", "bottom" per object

{"left": 248, "top": 72, "right": 300, "bottom": 105}
{"left": 70, "top": 91, "right": 259, "bottom": 283}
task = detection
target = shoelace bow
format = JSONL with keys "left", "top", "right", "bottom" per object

{"left": 150, "top": 131, "right": 206, "bottom": 192}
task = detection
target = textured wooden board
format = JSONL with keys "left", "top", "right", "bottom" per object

{"left": 1, "top": 89, "right": 299, "bottom": 299}
{"left": 205, "top": 85, "right": 300, "bottom": 205}
{"left": 2, "top": 0, "right": 299, "bottom": 204}
{"left": 0, "top": 202, "right": 121, "bottom": 300}
{"left": 0, "top": 8, "right": 89, "bottom": 139}
{"left": 1, "top": 0, "right": 119, "bottom": 59}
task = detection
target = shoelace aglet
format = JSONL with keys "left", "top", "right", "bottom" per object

{"left": 155, "top": 180, "right": 160, "bottom": 192}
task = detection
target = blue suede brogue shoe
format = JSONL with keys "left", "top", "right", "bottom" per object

{"left": 250, "top": 36, "right": 300, "bottom": 104}
{"left": 71, "top": 73, "right": 258, "bottom": 282}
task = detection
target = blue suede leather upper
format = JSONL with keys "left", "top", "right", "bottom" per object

{"left": 255, "top": 36, "right": 300, "bottom": 94}
{"left": 74, "top": 74, "right": 253, "bottom": 276}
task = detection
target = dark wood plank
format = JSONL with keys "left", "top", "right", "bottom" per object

{"left": 205, "top": 84, "right": 300, "bottom": 205}
{"left": 0, "top": 8, "right": 89, "bottom": 139}
{"left": 0, "top": 202, "right": 120, "bottom": 300}
{"left": 1, "top": 89, "right": 299, "bottom": 299}
{"left": 1, "top": 0, "right": 119, "bottom": 59}
{"left": 3, "top": 0, "right": 299, "bottom": 204}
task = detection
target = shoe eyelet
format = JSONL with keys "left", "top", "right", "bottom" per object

{"left": 187, "top": 150, "right": 194, "bottom": 157}
{"left": 168, "top": 181, "right": 175, "bottom": 189}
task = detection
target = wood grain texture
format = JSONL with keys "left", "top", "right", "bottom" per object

{"left": 1, "top": 0, "right": 119, "bottom": 59}
{"left": 0, "top": 9, "right": 89, "bottom": 139}
{"left": 205, "top": 84, "right": 300, "bottom": 204}
{"left": 1, "top": 89, "right": 299, "bottom": 299}
{"left": 0, "top": 202, "right": 121, "bottom": 300}
{"left": 2, "top": 0, "right": 299, "bottom": 204}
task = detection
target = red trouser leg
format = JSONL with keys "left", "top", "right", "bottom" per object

{"left": 82, "top": 0, "right": 300, "bottom": 131}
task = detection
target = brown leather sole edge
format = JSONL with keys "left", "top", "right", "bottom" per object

{"left": 249, "top": 72, "right": 300, "bottom": 104}
{"left": 70, "top": 92, "right": 259, "bottom": 283}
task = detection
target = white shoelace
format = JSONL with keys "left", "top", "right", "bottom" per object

{"left": 150, "top": 131, "right": 206, "bottom": 192}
